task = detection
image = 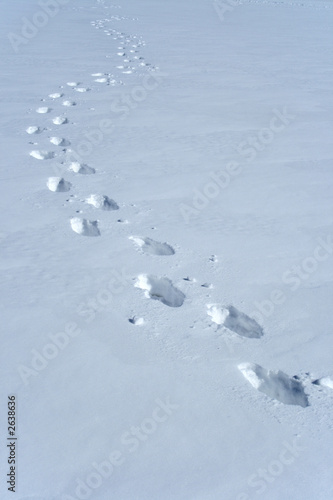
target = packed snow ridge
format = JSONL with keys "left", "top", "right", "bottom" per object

{"left": 238, "top": 363, "right": 309, "bottom": 408}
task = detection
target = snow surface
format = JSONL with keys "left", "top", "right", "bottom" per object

{"left": 1, "top": 0, "right": 333, "bottom": 499}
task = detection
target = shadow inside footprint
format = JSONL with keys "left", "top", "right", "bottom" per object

{"left": 238, "top": 363, "right": 309, "bottom": 407}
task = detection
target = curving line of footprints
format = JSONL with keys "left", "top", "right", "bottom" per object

{"left": 26, "top": 4, "right": 332, "bottom": 410}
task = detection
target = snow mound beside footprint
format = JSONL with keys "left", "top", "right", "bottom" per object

{"left": 70, "top": 218, "right": 100, "bottom": 237}
{"left": 238, "top": 363, "right": 309, "bottom": 407}
{"left": 207, "top": 304, "right": 263, "bottom": 338}
{"left": 135, "top": 274, "right": 185, "bottom": 307}
{"left": 129, "top": 236, "right": 175, "bottom": 256}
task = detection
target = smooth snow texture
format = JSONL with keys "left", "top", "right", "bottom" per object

{"left": 47, "top": 177, "right": 71, "bottom": 193}
{"left": 86, "top": 194, "right": 119, "bottom": 210}
{"left": 129, "top": 236, "right": 175, "bottom": 255}
{"left": 135, "top": 274, "right": 185, "bottom": 307}
{"left": 2, "top": 0, "right": 333, "bottom": 498}
{"left": 70, "top": 217, "right": 100, "bottom": 237}
{"left": 207, "top": 304, "right": 263, "bottom": 338}
{"left": 238, "top": 363, "right": 309, "bottom": 407}
{"left": 69, "top": 162, "right": 95, "bottom": 175}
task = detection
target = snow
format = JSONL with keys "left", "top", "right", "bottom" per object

{"left": 1, "top": 0, "right": 333, "bottom": 498}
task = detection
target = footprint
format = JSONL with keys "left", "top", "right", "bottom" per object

{"left": 129, "top": 236, "right": 175, "bottom": 256}
{"left": 135, "top": 274, "right": 185, "bottom": 307}
{"left": 47, "top": 177, "right": 71, "bottom": 192}
{"left": 312, "top": 377, "right": 333, "bottom": 389}
{"left": 128, "top": 317, "right": 145, "bottom": 326}
{"left": 67, "top": 82, "right": 80, "bottom": 87}
{"left": 91, "top": 73, "right": 104, "bottom": 77}
{"left": 70, "top": 217, "right": 100, "bottom": 237}
{"left": 94, "top": 78, "right": 108, "bottom": 83}
{"left": 238, "top": 363, "right": 309, "bottom": 408}
{"left": 30, "top": 150, "right": 55, "bottom": 160}
{"left": 26, "top": 126, "right": 42, "bottom": 134}
{"left": 49, "top": 93, "right": 63, "bottom": 99}
{"left": 69, "top": 162, "right": 95, "bottom": 175}
{"left": 53, "top": 116, "right": 68, "bottom": 125}
{"left": 207, "top": 304, "right": 263, "bottom": 338}
{"left": 62, "top": 100, "right": 76, "bottom": 107}
{"left": 86, "top": 194, "right": 118, "bottom": 210}
{"left": 50, "top": 137, "right": 71, "bottom": 146}
{"left": 36, "top": 107, "right": 52, "bottom": 114}
{"left": 74, "top": 87, "right": 90, "bottom": 93}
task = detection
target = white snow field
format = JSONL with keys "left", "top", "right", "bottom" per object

{"left": 1, "top": 0, "right": 333, "bottom": 499}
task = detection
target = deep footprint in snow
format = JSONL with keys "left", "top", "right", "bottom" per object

{"left": 69, "top": 162, "right": 95, "bottom": 175}
{"left": 238, "top": 363, "right": 309, "bottom": 407}
{"left": 129, "top": 236, "right": 175, "bottom": 256}
{"left": 207, "top": 304, "right": 263, "bottom": 338}
{"left": 47, "top": 177, "right": 71, "bottom": 192}
{"left": 86, "top": 194, "right": 119, "bottom": 210}
{"left": 135, "top": 274, "right": 185, "bottom": 307}
{"left": 70, "top": 217, "right": 100, "bottom": 237}
{"left": 30, "top": 150, "right": 55, "bottom": 160}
